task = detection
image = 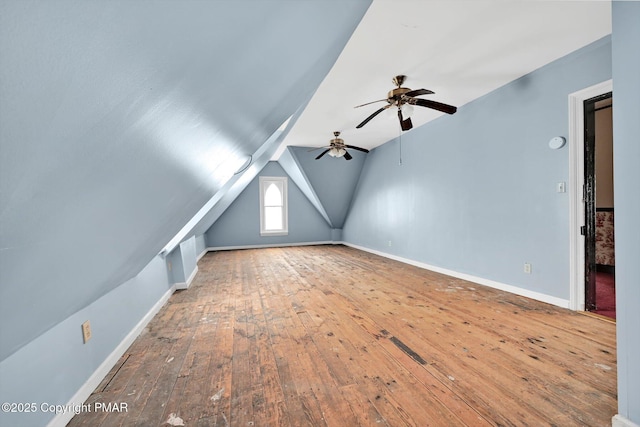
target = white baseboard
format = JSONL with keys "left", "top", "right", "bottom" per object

{"left": 47, "top": 284, "right": 177, "bottom": 427}
{"left": 207, "top": 240, "right": 335, "bottom": 252}
{"left": 343, "top": 242, "right": 570, "bottom": 309}
{"left": 613, "top": 415, "right": 640, "bottom": 427}
{"left": 175, "top": 266, "right": 199, "bottom": 290}
{"left": 196, "top": 248, "right": 208, "bottom": 262}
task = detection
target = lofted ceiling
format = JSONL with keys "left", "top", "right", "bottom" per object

{"left": 274, "top": 0, "right": 612, "bottom": 157}
{"left": 0, "top": 0, "right": 371, "bottom": 360}
{"left": 0, "top": 0, "right": 613, "bottom": 360}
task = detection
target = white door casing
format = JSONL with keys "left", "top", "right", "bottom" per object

{"left": 568, "top": 79, "right": 612, "bottom": 311}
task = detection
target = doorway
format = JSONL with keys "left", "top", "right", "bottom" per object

{"left": 584, "top": 93, "right": 615, "bottom": 319}
{"left": 568, "top": 80, "right": 613, "bottom": 314}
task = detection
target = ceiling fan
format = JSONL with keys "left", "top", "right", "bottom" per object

{"left": 311, "top": 131, "right": 369, "bottom": 161}
{"left": 355, "top": 75, "right": 457, "bottom": 131}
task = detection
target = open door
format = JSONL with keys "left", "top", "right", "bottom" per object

{"left": 583, "top": 93, "right": 615, "bottom": 318}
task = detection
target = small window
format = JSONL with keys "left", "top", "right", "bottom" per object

{"left": 259, "top": 176, "right": 288, "bottom": 236}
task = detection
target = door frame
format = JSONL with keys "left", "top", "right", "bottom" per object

{"left": 568, "top": 79, "right": 612, "bottom": 311}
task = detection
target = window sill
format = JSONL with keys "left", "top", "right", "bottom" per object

{"left": 260, "top": 231, "right": 289, "bottom": 237}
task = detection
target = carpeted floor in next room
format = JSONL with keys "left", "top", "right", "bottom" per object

{"left": 594, "top": 271, "right": 616, "bottom": 319}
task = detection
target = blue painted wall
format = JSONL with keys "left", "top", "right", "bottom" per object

{"left": 611, "top": 2, "right": 640, "bottom": 424}
{"left": 0, "top": 0, "right": 371, "bottom": 362}
{"left": 195, "top": 234, "right": 207, "bottom": 259}
{"left": 343, "top": 37, "right": 612, "bottom": 302}
{"left": 0, "top": 256, "right": 173, "bottom": 427}
{"left": 288, "top": 146, "right": 368, "bottom": 228}
{"left": 181, "top": 237, "right": 197, "bottom": 283}
{"left": 206, "top": 162, "right": 333, "bottom": 248}
{"left": 168, "top": 246, "right": 186, "bottom": 285}
{"left": 0, "top": 2, "right": 371, "bottom": 424}
{"left": 278, "top": 147, "right": 332, "bottom": 225}
{"left": 168, "top": 235, "right": 198, "bottom": 286}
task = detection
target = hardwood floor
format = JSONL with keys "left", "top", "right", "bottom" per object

{"left": 67, "top": 245, "right": 617, "bottom": 426}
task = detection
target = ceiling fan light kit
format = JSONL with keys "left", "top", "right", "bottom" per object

{"left": 312, "top": 131, "right": 369, "bottom": 161}
{"left": 328, "top": 147, "right": 346, "bottom": 157}
{"left": 313, "top": 75, "right": 457, "bottom": 161}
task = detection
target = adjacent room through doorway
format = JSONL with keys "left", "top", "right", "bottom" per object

{"left": 584, "top": 93, "right": 615, "bottom": 319}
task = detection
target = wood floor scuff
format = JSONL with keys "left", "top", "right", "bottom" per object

{"left": 389, "top": 336, "right": 427, "bottom": 365}
{"left": 210, "top": 388, "right": 225, "bottom": 402}
{"left": 67, "top": 245, "right": 617, "bottom": 427}
{"left": 165, "top": 413, "right": 185, "bottom": 426}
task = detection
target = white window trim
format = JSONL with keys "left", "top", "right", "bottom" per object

{"left": 259, "top": 176, "right": 288, "bottom": 236}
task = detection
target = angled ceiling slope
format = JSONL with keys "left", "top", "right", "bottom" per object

{"left": 269, "top": 1, "right": 610, "bottom": 236}
{"left": 282, "top": 146, "right": 367, "bottom": 229}
{"left": 278, "top": 147, "right": 332, "bottom": 226}
{"left": 0, "top": 0, "right": 372, "bottom": 360}
{"left": 274, "top": 0, "right": 611, "bottom": 155}
{"left": 162, "top": 114, "right": 297, "bottom": 253}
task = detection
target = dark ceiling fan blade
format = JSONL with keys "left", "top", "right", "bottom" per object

{"left": 405, "top": 88, "right": 434, "bottom": 97}
{"left": 354, "top": 99, "right": 388, "bottom": 108}
{"left": 412, "top": 98, "right": 457, "bottom": 114}
{"left": 356, "top": 105, "right": 389, "bottom": 129}
{"left": 315, "top": 149, "right": 330, "bottom": 160}
{"left": 397, "top": 109, "right": 413, "bottom": 131}
{"left": 345, "top": 145, "right": 369, "bottom": 153}
{"left": 343, "top": 151, "right": 353, "bottom": 160}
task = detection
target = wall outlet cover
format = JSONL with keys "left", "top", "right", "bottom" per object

{"left": 82, "top": 320, "right": 92, "bottom": 343}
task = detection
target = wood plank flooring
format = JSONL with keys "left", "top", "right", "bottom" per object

{"left": 67, "top": 245, "right": 617, "bottom": 426}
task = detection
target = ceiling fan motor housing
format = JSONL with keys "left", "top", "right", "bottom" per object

{"left": 388, "top": 87, "right": 411, "bottom": 105}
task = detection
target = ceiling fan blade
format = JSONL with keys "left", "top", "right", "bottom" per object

{"left": 315, "top": 149, "right": 330, "bottom": 160}
{"left": 354, "top": 99, "right": 388, "bottom": 108}
{"left": 405, "top": 88, "right": 434, "bottom": 97}
{"left": 345, "top": 145, "right": 369, "bottom": 153}
{"left": 397, "top": 109, "right": 413, "bottom": 131}
{"left": 356, "top": 105, "right": 389, "bottom": 129}
{"left": 412, "top": 98, "right": 457, "bottom": 114}
{"left": 307, "top": 146, "right": 329, "bottom": 152}
{"left": 343, "top": 151, "right": 353, "bottom": 160}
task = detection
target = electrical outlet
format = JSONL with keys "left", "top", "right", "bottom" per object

{"left": 524, "top": 263, "right": 532, "bottom": 274}
{"left": 82, "top": 320, "right": 92, "bottom": 343}
{"left": 388, "top": 240, "right": 392, "bottom": 247}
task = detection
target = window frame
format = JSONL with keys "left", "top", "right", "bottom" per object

{"left": 259, "top": 176, "right": 288, "bottom": 236}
